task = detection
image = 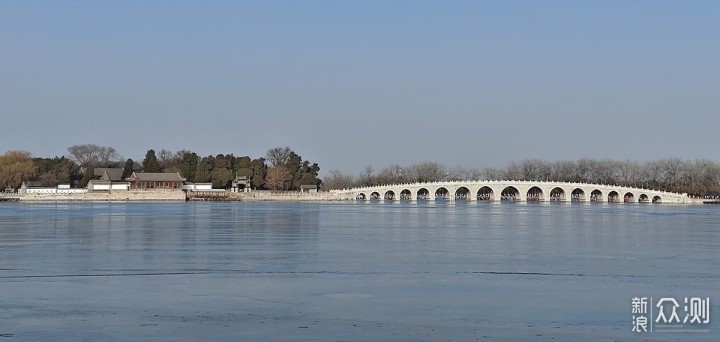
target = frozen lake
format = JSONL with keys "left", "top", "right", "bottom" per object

{"left": 0, "top": 202, "right": 718, "bottom": 341}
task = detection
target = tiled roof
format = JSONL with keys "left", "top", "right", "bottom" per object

{"left": 94, "top": 168, "right": 124, "bottom": 181}
{"left": 127, "top": 172, "right": 185, "bottom": 182}
{"left": 23, "top": 181, "right": 44, "bottom": 188}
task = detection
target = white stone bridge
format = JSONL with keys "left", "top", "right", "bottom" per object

{"left": 331, "top": 180, "right": 694, "bottom": 204}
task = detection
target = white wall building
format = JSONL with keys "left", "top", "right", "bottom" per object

{"left": 182, "top": 183, "right": 213, "bottom": 191}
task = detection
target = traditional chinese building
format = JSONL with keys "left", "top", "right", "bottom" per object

{"left": 19, "top": 181, "right": 46, "bottom": 194}
{"left": 93, "top": 168, "right": 124, "bottom": 182}
{"left": 125, "top": 172, "right": 186, "bottom": 191}
{"left": 231, "top": 175, "right": 251, "bottom": 192}
{"left": 87, "top": 168, "right": 130, "bottom": 191}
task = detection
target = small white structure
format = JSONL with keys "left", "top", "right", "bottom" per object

{"left": 87, "top": 180, "right": 130, "bottom": 191}
{"left": 182, "top": 183, "right": 213, "bottom": 191}
{"left": 19, "top": 181, "right": 87, "bottom": 194}
{"left": 300, "top": 185, "right": 318, "bottom": 194}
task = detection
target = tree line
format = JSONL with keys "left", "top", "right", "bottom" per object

{"left": 4, "top": 146, "right": 720, "bottom": 196}
{"left": 322, "top": 159, "right": 720, "bottom": 197}
{"left": 0, "top": 144, "right": 321, "bottom": 191}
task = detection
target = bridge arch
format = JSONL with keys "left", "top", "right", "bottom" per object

{"left": 455, "top": 187, "right": 470, "bottom": 201}
{"left": 356, "top": 193, "right": 366, "bottom": 200}
{"left": 550, "top": 187, "right": 565, "bottom": 201}
{"left": 652, "top": 195, "right": 662, "bottom": 203}
{"left": 639, "top": 194, "right": 649, "bottom": 203}
{"left": 417, "top": 188, "right": 430, "bottom": 200}
{"left": 400, "top": 189, "right": 412, "bottom": 200}
{"left": 608, "top": 191, "right": 619, "bottom": 203}
{"left": 571, "top": 188, "right": 585, "bottom": 202}
{"left": 501, "top": 186, "right": 520, "bottom": 201}
{"left": 527, "top": 186, "right": 543, "bottom": 202}
{"left": 435, "top": 187, "right": 450, "bottom": 200}
{"left": 590, "top": 189, "right": 603, "bottom": 202}
{"left": 384, "top": 190, "right": 396, "bottom": 200}
{"left": 623, "top": 192, "right": 635, "bottom": 203}
{"left": 477, "top": 186, "right": 494, "bottom": 201}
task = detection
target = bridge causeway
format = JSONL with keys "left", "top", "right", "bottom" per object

{"left": 331, "top": 180, "right": 693, "bottom": 204}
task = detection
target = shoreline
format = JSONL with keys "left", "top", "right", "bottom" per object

{"left": 0, "top": 192, "right": 711, "bottom": 204}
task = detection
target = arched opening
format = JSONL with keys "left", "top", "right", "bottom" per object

{"left": 550, "top": 187, "right": 565, "bottom": 202}
{"left": 400, "top": 189, "right": 412, "bottom": 201}
{"left": 639, "top": 194, "right": 649, "bottom": 203}
{"left": 417, "top": 188, "right": 430, "bottom": 200}
{"left": 370, "top": 192, "right": 381, "bottom": 200}
{"left": 356, "top": 193, "right": 366, "bottom": 200}
{"left": 608, "top": 191, "right": 619, "bottom": 203}
{"left": 501, "top": 186, "right": 519, "bottom": 201}
{"left": 571, "top": 188, "right": 585, "bottom": 202}
{"left": 590, "top": 190, "right": 602, "bottom": 202}
{"left": 455, "top": 187, "right": 470, "bottom": 201}
{"left": 526, "top": 186, "right": 543, "bottom": 202}
{"left": 477, "top": 186, "right": 494, "bottom": 201}
{"left": 384, "top": 190, "right": 396, "bottom": 201}
{"left": 652, "top": 196, "right": 662, "bottom": 203}
{"left": 435, "top": 187, "right": 449, "bottom": 201}
{"left": 623, "top": 192, "right": 634, "bottom": 203}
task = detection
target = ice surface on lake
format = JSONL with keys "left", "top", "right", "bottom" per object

{"left": 0, "top": 202, "right": 718, "bottom": 341}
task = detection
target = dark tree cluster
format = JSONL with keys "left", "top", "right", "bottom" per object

{"left": 323, "top": 158, "right": 720, "bottom": 197}
{"left": 142, "top": 146, "right": 319, "bottom": 190}
{"left": 168, "top": 152, "right": 268, "bottom": 189}
{"left": 32, "top": 156, "right": 82, "bottom": 187}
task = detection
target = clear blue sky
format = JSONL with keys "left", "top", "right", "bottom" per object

{"left": 1, "top": 1, "right": 718, "bottom": 174}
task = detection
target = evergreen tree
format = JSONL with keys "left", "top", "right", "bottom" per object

{"left": 234, "top": 156, "right": 253, "bottom": 178}
{"left": 285, "top": 152, "right": 303, "bottom": 190}
{"left": 195, "top": 156, "right": 214, "bottom": 183}
{"left": 142, "top": 149, "right": 161, "bottom": 173}
{"left": 250, "top": 158, "right": 268, "bottom": 189}
{"left": 122, "top": 158, "right": 135, "bottom": 179}
{"left": 80, "top": 166, "right": 94, "bottom": 188}
{"left": 179, "top": 152, "right": 198, "bottom": 182}
{"left": 211, "top": 154, "right": 233, "bottom": 188}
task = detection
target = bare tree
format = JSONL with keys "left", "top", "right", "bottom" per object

{"left": 265, "top": 146, "right": 293, "bottom": 166}
{"left": 157, "top": 149, "right": 180, "bottom": 172}
{"left": 481, "top": 167, "right": 504, "bottom": 180}
{"left": 448, "top": 166, "right": 482, "bottom": 181}
{"left": 503, "top": 162, "right": 522, "bottom": 180}
{"left": 519, "top": 159, "right": 552, "bottom": 181}
{"left": 322, "top": 170, "right": 355, "bottom": 190}
{"left": 38, "top": 171, "right": 59, "bottom": 187}
{"left": 265, "top": 165, "right": 293, "bottom": 190}
{"left": 375, "top": 164, "right": 406, "bottom": 185}
{"left": 358, "top": 165, "right": 375, "bottom": 187}
{"left": 410, "top": 161, "right": 446, "bottom": 183}
{"left": 67, "top": 144, "right": 119, "bottom": 167}
{"left": 97, "top": 146, "right": 119, "bottom": 166}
